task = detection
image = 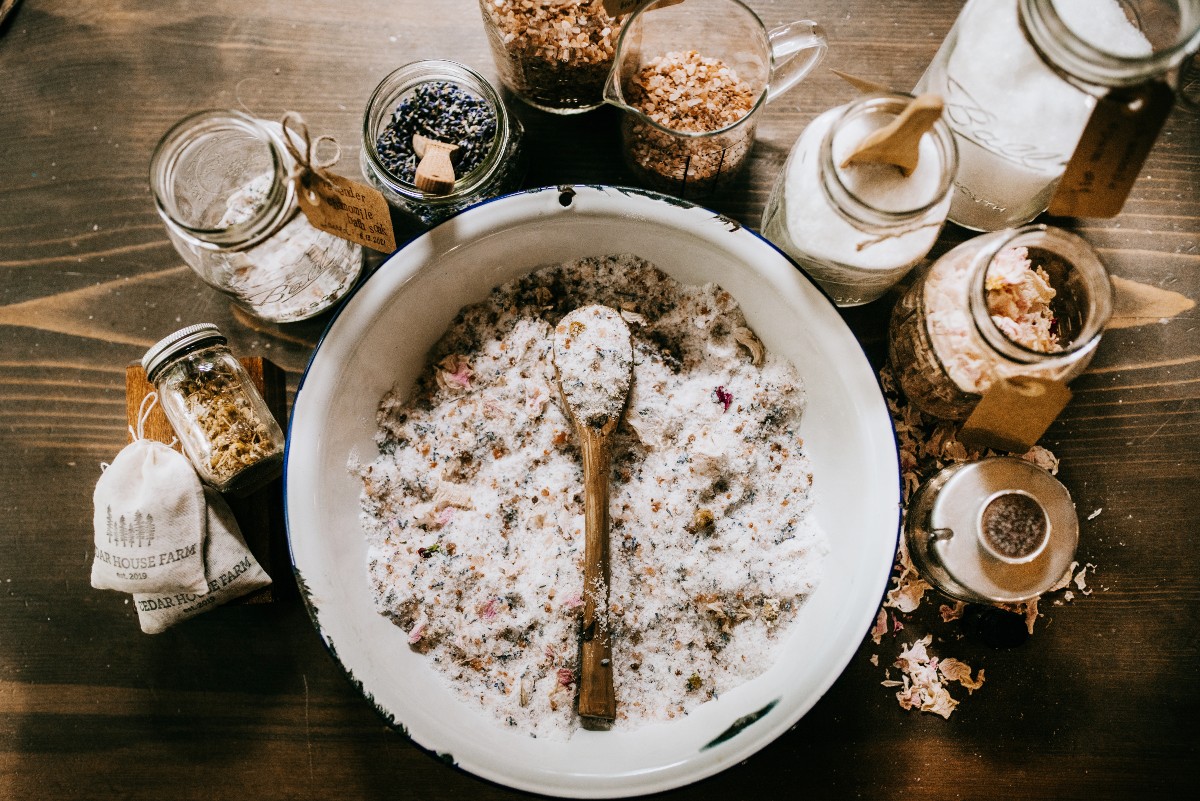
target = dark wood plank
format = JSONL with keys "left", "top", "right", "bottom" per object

{"left": 1, "top": 1, "right": 1197, "bottom": 800}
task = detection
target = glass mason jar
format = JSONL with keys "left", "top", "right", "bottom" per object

{"left": 142, "top": 324, "right": 285, "bottom": 496}
{"left": 478, "top": 0, "right": 626, "bottom": 114}
{"left": 888, "top": 225, "right": 1113, "bottom": 421}
{"left": 916, "top": 0, "right": 1200, "bottom": 231}
{"left": 761, "top": 93, "right": 958, "bottom": 307}
{"left": 360, "top": 60, "right": 524, "bottom": 228}
{"left": 150, "top": 110, "right": 363, "bottom": 323}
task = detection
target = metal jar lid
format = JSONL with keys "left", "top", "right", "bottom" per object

{"left": 142, "top": 323, "right": 227, "bottom": 381}
{"left": 905, "top": 456, "right": 1079, "bottom": 605}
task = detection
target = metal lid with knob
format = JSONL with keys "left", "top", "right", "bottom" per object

{"left": 141, "top": 323, "right": 227, "bottom": 382}
{"left": 905, "top": 456, "right": 1079, "bottom": 605}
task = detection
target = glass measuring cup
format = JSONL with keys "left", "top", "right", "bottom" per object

{"left": 603, "top": 0, "right": 826, "bottom": 199}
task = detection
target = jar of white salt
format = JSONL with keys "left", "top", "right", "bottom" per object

{"left": 761, "top": 92, "right": 957, "bottom": 307}
{"left": 888, "top": 225, "right": 1112, "bottom": 421}
{"left": 916, "top": 0, "right": 1200, "bottom": 231}
{"left": 150, "top": 110, "right": 363, "bottom": 323}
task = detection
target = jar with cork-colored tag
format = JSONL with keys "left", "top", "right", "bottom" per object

{"left": 888, "top": 224, "right": 1113, "bottom": 421}
{"left": 360, "top": 60, "right": 524, "bottom": 228}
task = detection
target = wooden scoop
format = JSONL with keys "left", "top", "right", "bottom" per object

{"left": 552, "top": 305, "right": 634, "bottom": 724}
{"left": 840, "top": 93, "right": 944, "bottom": 177}
{"left": 412, "top": 134, "right": 459, "bottom": 195}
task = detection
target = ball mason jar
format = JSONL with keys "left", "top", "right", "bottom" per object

{"left": 150, "top": 110, "right": 363, "bottom": 323}
{"left": 888, "top": 225, "right": 1113, "bottom": 421}
{"left": 360, "top": 60, "right": 524, "bottom": 229}
{"left": 761, "top": 92, "right": 957, "bottom": 307}
{"left": 915, "top": 0, "right": 1200, "bottom": 231}
{"left": 143, "top": 324, "right": 285, "bottom": 496}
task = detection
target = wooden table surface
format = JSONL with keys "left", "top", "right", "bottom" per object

{"left": 2, "top": 1, "right": 1197, "bottom": 799}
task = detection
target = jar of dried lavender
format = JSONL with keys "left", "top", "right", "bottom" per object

{"left": 360, "top": 60, "right": 524, "bottom": 228}
{"left": 888, "top": 225, "right": 1113, "bottom": 420}
{"left": 143, "top": 324, "right": 285, "bottom": 496}
{"left": 150, "top": 110, "right": 363, "bottom": 323}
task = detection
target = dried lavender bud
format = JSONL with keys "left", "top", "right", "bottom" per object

{"left": 374, "top": 81, "right": 498, "bottom": 184}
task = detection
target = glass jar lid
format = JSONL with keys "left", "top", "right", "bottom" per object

{"left": 909, "top": 456, "right": 1079, "bottom": 604}
{"left": 142, "top": 323, "right": 227, "bottom": 381}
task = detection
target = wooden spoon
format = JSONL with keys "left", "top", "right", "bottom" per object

{"left": 412, "top": 133, "right": 459, "bottom": 195}
{"left": 552, "top": 305, "right": 634, "bottom": 724}
{"left": 840, "top": 93, "right": 944, "bottom": 177}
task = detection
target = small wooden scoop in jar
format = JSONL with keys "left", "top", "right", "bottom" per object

{"left": 552, "top": 305, "right": 634, "bottom": 724}
{"left": 840, "top": 92, "right": 944, "bottom": 177}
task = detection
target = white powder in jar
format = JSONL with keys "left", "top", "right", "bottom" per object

{"left": 762, "top": 101, "right": 951, "bottom": 306}
{"left": 918, "top": 0, "right": 1152, "bottom": 231}
{"left": 357, "top": 254, "right": 828, "bottom": 738}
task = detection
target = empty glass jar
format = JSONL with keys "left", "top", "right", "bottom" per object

{"left": 150, "top": 110, "right": 363, "bottom": 323}
{"left": 916, "top": 0, "right": 1200, "bottom": 230}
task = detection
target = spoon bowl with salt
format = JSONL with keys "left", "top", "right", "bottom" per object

{"left": 552, "top": 304, "right": 634, "bottom": 724}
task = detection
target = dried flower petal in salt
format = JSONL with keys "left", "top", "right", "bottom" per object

{"left": 714, "top": 385, "right": 733, "bottom": 412}
{"left": 870, "top": 608, "right": 888, "bottom": 645}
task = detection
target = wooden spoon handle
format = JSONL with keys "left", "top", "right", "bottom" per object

{"left": 578, "top": 428, "right": 616, "bottom": 721}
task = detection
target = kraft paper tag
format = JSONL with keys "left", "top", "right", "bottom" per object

{"left": 958, "top": 376, "right": 1072, "bottom": 453}
{"left": 1048, "top": 80, "right": 1174, "bottom": 218}
{"left": 280, "top": 112, "right": 397, "bottom": 254}
{"left": 295, "top": 172, "right": 397, "bottom": 254}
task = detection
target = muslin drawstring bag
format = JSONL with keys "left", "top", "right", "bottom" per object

{"left": 133, "top": 488, "right": 271, "bottom": 634}
{"left": 91, "top": 394, "right": 208, "bottom": 595}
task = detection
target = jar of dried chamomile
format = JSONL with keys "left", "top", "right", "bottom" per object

{"left": 143, "top": 324, "right": 285, "bottom": 496}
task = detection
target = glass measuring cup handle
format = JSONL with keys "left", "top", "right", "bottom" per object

{"left": 765, "top": 21, "right": 828, "bottom": 102}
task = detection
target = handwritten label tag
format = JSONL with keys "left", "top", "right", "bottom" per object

{"left": 958, "top": 376, "right": 1072, "bottom": 453}
{"left": 602, "top": 0, "right": 683, "bottom": 15}
{"left": 295, "top": 172, "right": 397, "bottom": 254}
{"left": 1048, "top": 80, "right": 1174, "bottom": 218}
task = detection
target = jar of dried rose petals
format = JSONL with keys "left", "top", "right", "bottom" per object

{"left": 143, "top": 324, "right": 285, "bottom": 495}
{"left": 888, "top": 225, "right": 1113, "bottom": 420}
{"left": 478, "top": 0, "right": 627, "bottom": 114}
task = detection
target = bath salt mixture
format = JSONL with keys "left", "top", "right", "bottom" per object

{"left": 213, "top": 172, "right": 361, "bottom": 323}
{"left": 553, "top": 305, "right": 632, "bottom": 428}
{"left": 356, "top": 254, "right": 827, "bottom": 737}
{"left": 761, "top": 100, "right": 952, "bottom": 306}
{"left": 927, "top": 244, "right": 1061, "bottom": 395}
{"left": 916, "top": 0, "right": 1152, "bottom": 230}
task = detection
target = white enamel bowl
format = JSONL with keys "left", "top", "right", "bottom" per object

{"left": 285, "top": 185, "right": 900, "bottom": 798}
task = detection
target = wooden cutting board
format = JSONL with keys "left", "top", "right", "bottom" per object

{"left": 125, "top": 357, "right": 287, "bottom": 604}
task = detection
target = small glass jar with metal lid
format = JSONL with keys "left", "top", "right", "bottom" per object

{"left": 143, "top": 324, "right": 285, "bottom": 496}
{"left": 150, "top": 109, "right": 363, "bottom": 323}
{"left": 888, "top": 224, "right": 1113, "bottom": 421}
{"left": 360, "top": 60, "right": 525, "bottom": 228}
{"left": 905, "top": 457, "right": 1079, "bottom": 605}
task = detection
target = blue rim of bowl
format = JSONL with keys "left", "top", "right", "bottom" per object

{"left": 283, "top": 183, "right": 903, "bottom": 795}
